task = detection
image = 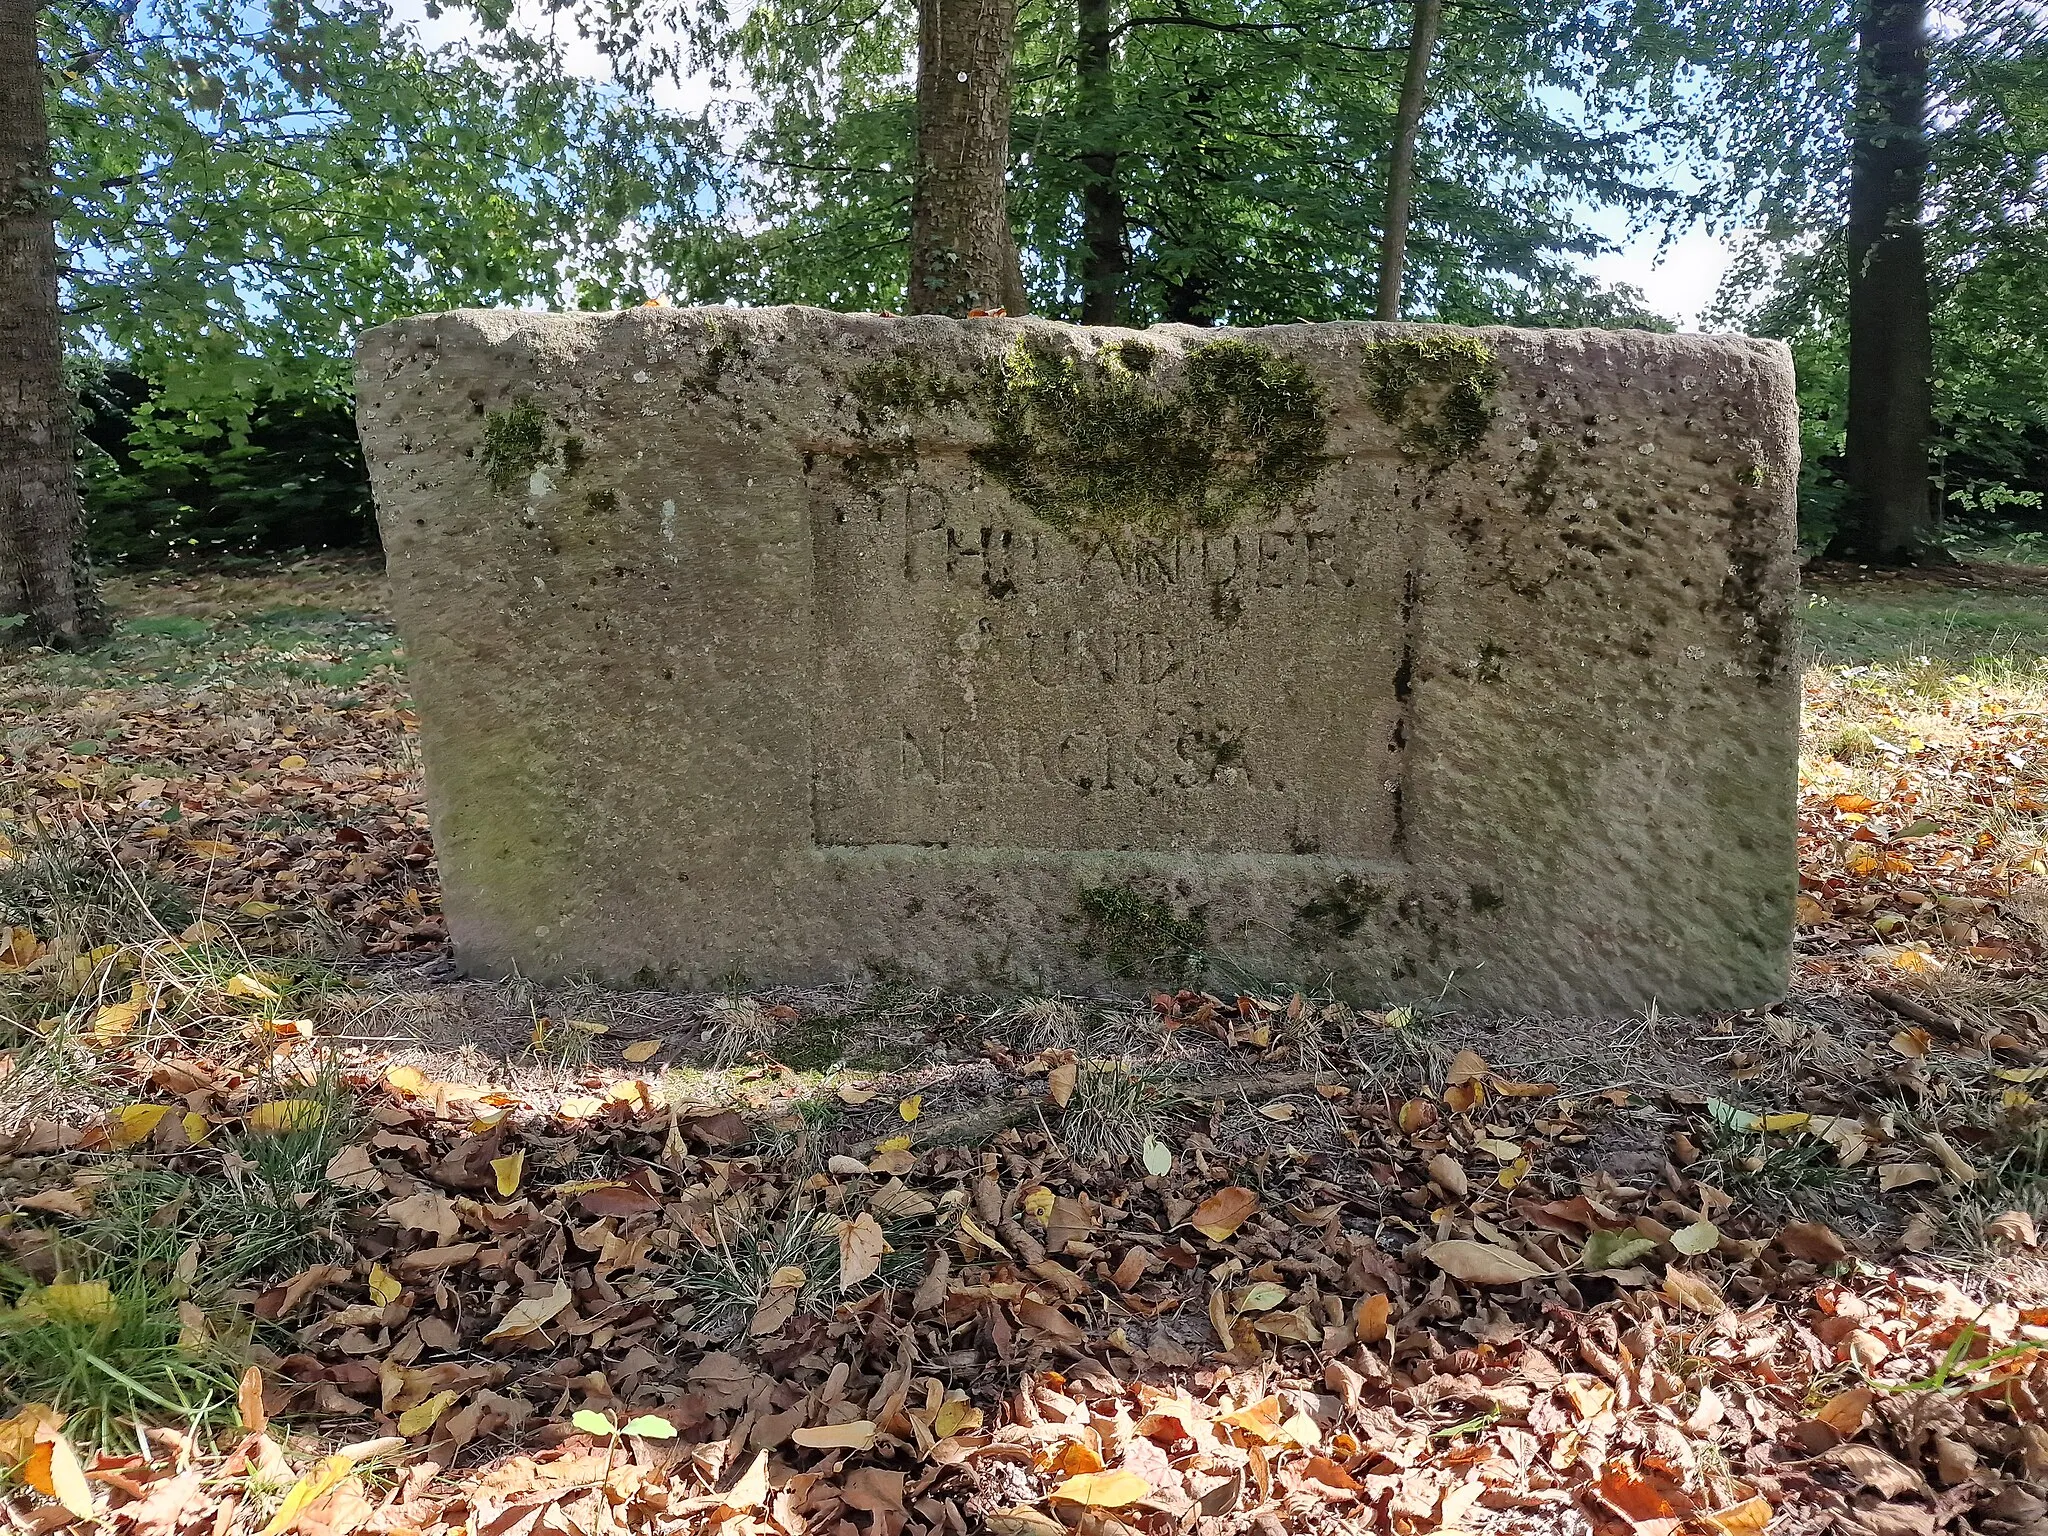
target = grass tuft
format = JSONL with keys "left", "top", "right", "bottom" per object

{"left": 1054, "top": 1061, "right": 1181, "bottom": 1165}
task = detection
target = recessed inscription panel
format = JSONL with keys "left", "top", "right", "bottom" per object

{"left": 811, "top": 460, "right": 1410, "bottom": 854}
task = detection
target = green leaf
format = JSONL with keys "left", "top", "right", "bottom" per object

{"left": 1141, "top": 1136, "right": 1172, "bottom": 1176}
{"left": 1706, "top": 1098, "right": 1761, "bottom": 1134}
{"left": 622, "top": 1415, "right": 678, "bottom": 1439}
{"left": 1580, "top": 1228, "right": 1658, "bottom": 1271}
{"left": 572, "top": 1409, "right": 617, "bottom": 1436}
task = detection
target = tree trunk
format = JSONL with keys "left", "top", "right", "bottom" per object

{"left": 1375, "top": 0, "right": 1441, "bottom": 322}
{"left": 1075, "top": 0, "right": 1125, "bottom": 325}
{"left": 0, "top": 0, "right": 100, "bottom": 645}
{"left": 909, "top": 0, "right": 1029, "bottom": 316}
{"left": 1829, "top": 0, "right": 1934, "bottom": 563}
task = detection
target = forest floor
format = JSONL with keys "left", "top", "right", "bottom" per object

{"left": 0, "top": 553, "right": 2043, "bottom": 1536}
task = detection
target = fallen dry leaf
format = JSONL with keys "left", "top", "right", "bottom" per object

{"left": 1190, "top": 1186, "right": 1258, "bottom": 1240}
{"left": 1424, "top": 1239, "right": 1546, "bottom": 1285}
{"left": 1048, "top": 1469, "right": 1150, "bottom": 1508}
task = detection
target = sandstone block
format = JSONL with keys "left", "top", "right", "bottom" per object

{"left": 355, "top": 307, "right": 1799, "bottom": 1013}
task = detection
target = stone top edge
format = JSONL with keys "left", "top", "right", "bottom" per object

{"left": 353, "top": 303, "right": 1788, "bottom": 365}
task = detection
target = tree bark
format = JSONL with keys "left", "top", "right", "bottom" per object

{"left": 909, "top": 0, "right": 1029, "bottom": 316}
{"left": 1375, "top": 0, "right": 1441, "bottom": 322}
{"left": 1829, "top": 0, "right": 1934, "bottom": 563}
{"left": 0, "top": 0, "right": 100, "bottom": 645}
{"left": 1075, "top": 0, "right": 1125, "bottom": 325}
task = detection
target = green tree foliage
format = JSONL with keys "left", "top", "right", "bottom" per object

{"left": 651, "top": 0, "right": 1679, "bottom": 324}
{"left": 48, "top": 0, "right": 723, "bottom": 517}
{"left": 1698, "top": 0, "right": 2048, "bottom": 541}
{"left": 79, "top": 370, "right": 371, "bottom": 564}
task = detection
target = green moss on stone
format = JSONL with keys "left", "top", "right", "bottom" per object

{"left": 1361, "top": 333, "right": 1500, "bottom": 467}
{"left": 481, "top": 399, "right": 551, "bottom": 491}
{"left": 1069, "top": 882, "right": 1207, "bottom": 982}
{"left": 971, "top": 336, "right": 1329, "bottom": 540}
{"left": 849, "top": 358, "right": 971, "bottom": 423}
{"left": 684, "top": 319, "right": 749, "bottom": 400}
{"left": 1289, "top": 875, "right": 1386, "bottom": 948}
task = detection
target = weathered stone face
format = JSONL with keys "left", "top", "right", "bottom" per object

{"left": 355, "top": 307, "right": 1799, "bottom": 1014}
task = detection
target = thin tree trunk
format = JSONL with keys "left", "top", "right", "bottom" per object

{"left": 0, "top": 0, "right": 100, "bottom": 646}
{"left": 909, "top": 0, "right": 1029, "bottom": 316}
{"left": 1375, "top": 0, "right": 1441, "bottom": 322}
{"left": 1829, "top": 0, "right": 1934, "bottom": 562}
{"left": 1076, "top": 0, "right": 1125, "bottom": 325}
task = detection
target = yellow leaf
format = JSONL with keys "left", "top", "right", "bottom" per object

{"left": 1049, "top": 1470, "right": 1150, "bottom": 1508}
{"left": 104, "top": 1103, "right": 169, "bottom": 1149}
{"left": 1889, "top": 1027, "right": 1932, "bottom": 1059}
{"left": 622, "top": 1039, "right": 662, "bottom": 1063}
{"left": 933, "top": 1399, "right": 982, "bottom": 1437}
{"left": 898, "top": 1094, "right": 923, "bottom": 1122}
{"left": 791, "top": 1420, "right": 877, "bottom": 1450}
{"left": 368, "top": 1264, "right": 401, "bottom": 1307}
{"left": 24, "top": 1433, "right": 94, "bottom": 1520}
{"left": 1423, "top": 1239, "right": 1547, "bottom": 1285}
{"left": 16, "top": 1281, "right": 116, "bottom": 1326}
{"left": 240, "top": 901, "right": 284, "bottom": 918}
{"left": 248, "top": 1100, "right": 324, "bottom": 1134}
{"left": 89, "top": 1001, "right": 142, "bottom": 1041}
{"left": 1047, "top": 1061, "right": 1077, "bottom": 1107}
{"left": 226, "top": 972, "right": 281, "bottom": 1000}
{"left": 875, "top": 1134, "right": 912, "bottom": 1153}
{"left": 1238, "top": 1280, "right": 1288, "bottom": 1312}
{"left": 1704, "top": 1496, "right": 1773, "bottom": 1536}
{"left": 181, "top": 1111, "right": 212, "bottom": 1144}
{"left": 384, "top": 1065, "right": 427, "bottom": 1096}
{"left": 838, "top": 1212, "right": 889, "bottom": 1289}
{"left": 279, "top": 756, "right": 308, "bottom": 771}
{"left": 1021, "top": 1187, "right": 1056, "bottom": 1224}
{"left": 1662, "top": 1266, "right": 1725, "bottom": 1314}
{"left": 483, "top": 1279, "right": 572, "bottom": 1341}
{"left": 0, "top": 1408, "right": 53, "bottom": 1471}
{"left": 491, "top": 1149, "right": 525, "bottom": 1198}
{"left": 1354, "top": 1292, "right": 1391, "bottom": 1344}
{"left": 398, "top": 1391, "right": 459, "bottom": 1437}
{"left": 955, "top": 1212, "right": 1010, "bottom": 1256}
{"left": 259, "top": 1455, "right": 355, "bottom": 1536}
{"left": 1189, "top": 1186, "right": 1259, "bottom": 1241}
{"left": 239, "top": 1366, "right": 267, "bottom": 1434}
{"left": 721, "top": 1450, "right": 769, "bottom": 1513}
{"left": 1758, "top": 1112, "right": 1810, "bottom": 1133}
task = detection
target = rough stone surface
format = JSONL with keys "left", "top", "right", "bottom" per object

{"left": 355, "top": 306, "right": 1800, "bottom": 1014}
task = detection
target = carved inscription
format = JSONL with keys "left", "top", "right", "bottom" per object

{"left": 811, "top": 464, "right": 1410, "bottom": 854}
